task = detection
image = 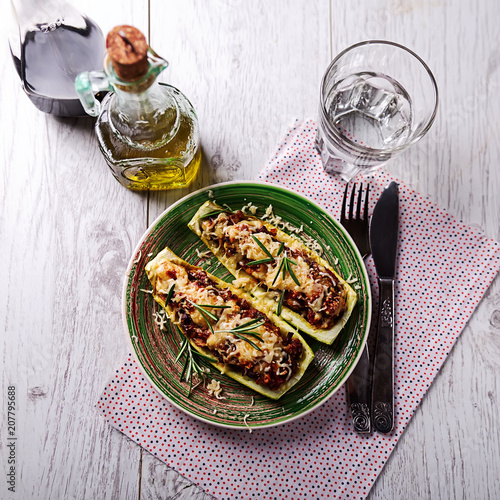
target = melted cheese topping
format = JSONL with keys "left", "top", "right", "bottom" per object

{"left": 156, "top": 261, "right": 224, "bottom": 326}
{"left": 153, "top": 259, "right": 290, "bottom": 371}
{"left": 203, "top": 215, "right": 326, "bottom": 305}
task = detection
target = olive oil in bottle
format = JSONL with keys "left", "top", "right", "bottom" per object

{"left": 75, "top": 25, "right": 201, "bottom": 190}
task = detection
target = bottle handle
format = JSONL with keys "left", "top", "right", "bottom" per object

{"left": 75, "top": 71, "right": 110, "bottom": 117}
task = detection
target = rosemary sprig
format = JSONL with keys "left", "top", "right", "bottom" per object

{"left": 272, "top": 255, "right": 301, "bottom": 286}
{"left": 251, "top": 234, "right": 274, "bottom": 259}
{"left": 246, "top": 257, "right": 275, "bottom": 266}
{"left": 199, "top": 209, "right": 229, "bottom": 220}
{"left": 175, "top": 334, "right": 189, "bottom": 362}
{"left": 286, "top": 259, "right": 301, "bottom": 286}
{"left": 185, "top": 300, "right": 232, "bottom": 337}
{"left": 165, "top": 283, "right": 175, "bottom": 304}
{"left": 272, "top": 258, "right": 286, "bottom": 286}
{"left": 186, "top": 300, "right": 218, "bottom": 335}
{"left": 178, "top": 338, "right": 209, "bottom": 397}
{"left": 231, "top": 333, "right": 262, "bottom": 351}
{"left": 230, "top": 318, "right": 265, "bottom": 331}
{"left": 176, "top": 334, "right": 212, "bottom": 397}
{"left": 246, "top": 235, "right": 287, "bottom": 267}
{"left": 277, "top": 290, "right": 285, "bottom": 315}
{"left": 215, "top": 318, "right": 266, "bottom": 351}
{"left": 218, "top": 324, "right": 264, "bottom": 338}
{"left": 186, "top": 299, "right": 219, "bottom": 322}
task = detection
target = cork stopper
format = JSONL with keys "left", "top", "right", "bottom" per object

{"left": 106, "top": 25, "right": 149, "bottom": 81}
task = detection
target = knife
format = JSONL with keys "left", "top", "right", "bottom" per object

{"left": 369, "top": 181, "right": 399, "bottom": 433}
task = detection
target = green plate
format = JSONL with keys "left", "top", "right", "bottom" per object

{"left": 123, "top": 181, "right": 371, "bottom": 430}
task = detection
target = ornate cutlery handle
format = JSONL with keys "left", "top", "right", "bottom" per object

{"left": 346, "top": 347, "right": 371, "bottom": 433}
{"left": 371, "top": 278, "right": 395, "bottom": 433}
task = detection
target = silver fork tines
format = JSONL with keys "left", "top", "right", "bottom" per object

{"left": 341, "top": 183, "right": 370, "bottom": 259}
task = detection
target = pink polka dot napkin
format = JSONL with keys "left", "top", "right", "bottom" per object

{"left": 98, "top": 119, "right": 500, "bottom": 500}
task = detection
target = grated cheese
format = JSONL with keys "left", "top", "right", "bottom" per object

{"left": 195, "top": 248, "right": 213, "bottom": 259}
{"left": 232, "top": 275, "right": 254, "bottom": 289}
{"left": 133, "top": 250, "right": 142, "bottom": 264}
{"left": 346, "top": 274, "right": 358, "bottom": 284}
{"left": 243, "top": 414, "right": 252, "bottom": 433}
{"left": 192, "top": 379, "right": 203, "bottom": 390}
{"left": 260, "top": 204, "right": 323, "bottom": 255}
{"left": 241, "top": 202, "right": 258, "bottom": 215}
{"left": 152, "top": 310, "right": 168, "bottom": 330}
{"left": 207, "top": 379, "right": 226, "bottom": 400}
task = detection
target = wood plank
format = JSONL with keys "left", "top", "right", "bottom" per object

{"left": 146, "top": 0, "right": 331, "bottom": 223}
{"left": 140, "top": 450, "right": 214, "bottom": 500}
{"left": 1, "top": 1, "right": 149, "bottom": 498}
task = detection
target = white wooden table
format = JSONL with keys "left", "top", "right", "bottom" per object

{"left": 2, "top": 1, "right": 499, "bottom": 499}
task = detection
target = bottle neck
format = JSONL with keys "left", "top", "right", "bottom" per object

{"left": 108, "top": 77, "right": 180, "bottom": 151}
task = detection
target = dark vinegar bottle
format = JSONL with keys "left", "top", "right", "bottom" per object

{"left": 9, "top": 0, "right": 106, "bottom": 117}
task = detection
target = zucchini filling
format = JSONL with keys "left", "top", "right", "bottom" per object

{"left": 199, "top": 210, "right": 348, "bottom": 330}
{"left": 150, "top": 256, "right": 305, "bottom": 391}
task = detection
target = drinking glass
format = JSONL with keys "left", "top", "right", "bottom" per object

{"left": 315, "top": 40, "right": 438, "bottom": 181}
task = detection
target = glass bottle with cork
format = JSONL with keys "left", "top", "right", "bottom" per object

{"left": 75, "top": 25, "right": 201, "bottom": 190}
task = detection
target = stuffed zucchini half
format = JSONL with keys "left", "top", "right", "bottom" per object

{"left": 188, "top": 201, "right": 357, "bottom": 345}
{"left": 145, "top": 247, "right": 314, "bottom": 400}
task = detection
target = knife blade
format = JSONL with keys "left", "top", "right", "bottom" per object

{"left": 369, "top": 181, "right": 399, "bottom": 433}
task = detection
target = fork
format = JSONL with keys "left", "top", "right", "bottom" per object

{"left": 341, "top": 183, "right": 370, "bottom": 258}
{"left": 341, "top": 183, "right": 372, "bottom": 433}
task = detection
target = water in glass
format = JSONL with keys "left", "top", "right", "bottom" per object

{"left": 325, "top": 72, "right": 412, "bottom": 151}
